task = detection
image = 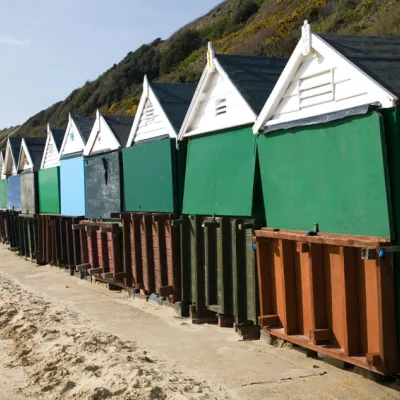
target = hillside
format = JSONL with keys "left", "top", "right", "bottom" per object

{"left": 9, "top": 0, "right": 400, "bottom": 138}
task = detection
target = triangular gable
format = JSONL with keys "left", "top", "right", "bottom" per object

{"left": 59, "top": 113, "right": 86, "bottom": 157}
{"left": 0, "top": 152, "right": 4, "bottom": 179}
{"left": 17, "top": 139, "right": 34, "bottom": 172}
{"left": 127, "top": 76, "right": 177, "bottom": 146}
{"left": 179, "top": 43, "right": 256, "bottom": 140}
{"left": 40, "top": 124, "right": 61, "bottom": 169}
{"left": 3, "top": 139, "right": 19, "bottom": 176}
{"left": 253, "top": 21, "right": 397, "bottom": 133}
{"left": 83, "top": 110, "right": 121, "bottom": 156}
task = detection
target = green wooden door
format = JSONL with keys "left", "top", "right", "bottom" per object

{"left": 183, "top": 125, "right": 259, "bottom": 217}
{"left": 38, "top": 167, "right": 61, "bottom": 214}
{"left": 257, "top": 112, "right": 392, "bottom": 238}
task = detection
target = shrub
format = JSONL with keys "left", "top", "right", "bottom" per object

{"left": 160, "top": 30, "right": 204, "bottom": 75}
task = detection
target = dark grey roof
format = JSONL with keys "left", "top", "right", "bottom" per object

{"left": 72, "top": 115, "right": 95, "bottom": 144}
{"left": 50, "top": 129, "right": 66, "bottom": 152}
{"left": 319, "top": 34, "right": 400, "bottom": 98}
{"left": 150, "top": 83, "right": 197, "bottom": 133}
{"left": 215, "top": 54, "right": 288, "bottom": 115}
{"left": 23, "top": 137, "right": 46, "bottom": 170}
{"left": 8, "top": 137, "right": 22, "bottom": 167}
{"left": 103, "top": 115, "right": 134, "bottom": 147}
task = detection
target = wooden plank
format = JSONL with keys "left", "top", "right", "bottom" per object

{"left": 376, "top": 253, "right": 398, "bottom": 374}
{"left": 309, "top": 244, "right": 327, "bottom": 337}
{"left": 255, "top": 229, "right": 390, "bottom": 247}
{"left": 340, "top": 246, "right": 359, "bottom": 356}
{"left": 279, "top": 239, "right": 297, "bottom": 335}
{"left": 256, "top": 237, "right": 273, "bottom": 327}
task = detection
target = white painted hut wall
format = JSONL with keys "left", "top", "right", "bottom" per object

{"left": 90, "top": 116, "right": 120, "bottom": 154}
{"left": 19, "top": 151, "right": 30, "bottom": 172}
{"left": 269, "top": 51, "right": 375, "bottom": 126}
{"left": 185, "top": 70, "right": 254, "bottom": 136}
{"left": 134, "top": 98, "right": 168, "bottom": 143}
{"left": 4, "top": 151, "right": 17, "bottom": 175}
{"left": 42, "top": 135, "right": 60, "bottom": 169}
{"left": 62, "top": 120, "right": 85, "bottom": 156}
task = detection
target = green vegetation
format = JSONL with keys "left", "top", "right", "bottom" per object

{"left": 5, "top": 0, "right": 400, "bottom": 139}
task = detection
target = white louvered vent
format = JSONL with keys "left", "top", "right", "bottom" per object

{"left": 144, "top": 99, "right": 155, "bottom": 125}
{"left": 215, "top": 98, "right": 227, "bottom": 116}
{"left": 298, "top": 69, "right": 334, "bottom": 109}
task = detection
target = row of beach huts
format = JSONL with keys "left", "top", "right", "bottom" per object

{"left": 2, "top": 22, "right": 400, "bottom": 377}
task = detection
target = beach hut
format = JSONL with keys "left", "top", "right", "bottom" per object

{"left": 123, "top": 76, "right": 196, "bottom": 213}
{"left": 119, "top": 77, "right": 196, "bottom": 303}
{"left": 3, "top": 137, "right": 22, "bottom": 211}
{"left": 253, "top": 20, "right": 400, "bottom": 238}
{"left": 252, "top": 21, "right": 400, "bottom": 375}
{"left": 179, "top": 42, "right": 287, "bottom": 218}
{"left": 59, "top": 114, "right": 94, "bottom": 216}
{"left": 0, "top": 151, "right": 7, "bottom": 209}
{"left": 17, "top": 137, "right": 46, "bottom": 214}
{"left": 83, "top": 110, "right": 133, "bottom": 219}
{"left": 37, "top": 124, "right": 65, "bottom": 214}
{"left": 176, "top": 44, "right": 287, "bottom": 331}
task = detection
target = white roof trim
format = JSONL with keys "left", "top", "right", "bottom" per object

{"left": 40, "top": 123, "right": 61, "bottom": 169}
{"left": 126, "top": 76, "right": 178, "bottom": 146}
{"left": 3, "top": 138, "right": 17, "bottom": 176}
{"left": 59, "top": 113, "right": 86, "bottom": 157}
{"left": 17, "top": 139, "right": 34, "bottom": 172}
{"left": 253, "top": 21, "right": 398, "bottom": 133}
{"left": 83, "top": 109, "right": 121, "bottom": 156}
{"left": 178, "top": 42, "right": 256, "bottom": 140}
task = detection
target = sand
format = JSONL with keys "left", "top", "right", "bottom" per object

{"left": 0, "top": 245, "right": 400, "bottom": 400}
{"left": 0, "top": 275, "right": 228, "bottom": 399}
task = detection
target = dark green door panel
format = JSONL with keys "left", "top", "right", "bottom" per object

{"left": 38, "top": 167, "right": 60, "bottom": 214}
{"left": 257, "top": 112, "right": 392, "bottom": 238}
{"left": 0, "top": 179, "right": 7, "bottom": 209}
{"left": 123, "top": 138, "right": 183, "bottom": 213}
{"left": 183, "top": 125, "right": 258, "bottom": 217}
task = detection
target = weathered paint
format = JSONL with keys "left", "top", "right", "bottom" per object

{"left": 7, "top": 175, "right": 21, "bottom": 211}
{"left": 0, "top": 180, "right": 7, "bottom": 209}
{"left": 183, "top": 125, "right": 259, "bottom": 217}
{"left": 20, "top": 172, "right": 38, "bottom": 214}
{"left": 85, "top": 151, "right": 122, "bottom": 219}
{"left": 60, "top": 157, "right": 85, "bottom": 216}
{"left": 38, "top": 167, "right": 60, "bottom": 214}
{"left": 122, "top": 137, "right": 184, "bottom": 213}
{"left": 257, "top": 112, "right": 392, "bottom": 238}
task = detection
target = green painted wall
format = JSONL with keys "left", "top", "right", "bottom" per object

{"left": 38, "top": 166, "right": 60, "bottom": 214}
{"left": 380, "top": 106, "right": 400, "bottom": 362}
{"left": 257, "top": 112, "right": 392, "bottom": 238}
{"left": 0, "top": 179, "right": 7, "bottom": 209}
{"left": 183, "top": 125, "right": 259, "bottom": 217}
{"left": 123, "top": 138, "right": 182, "bottom": 213}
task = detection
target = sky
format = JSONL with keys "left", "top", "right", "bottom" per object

{"left": 0, "top": 0, "right": 222, "bottom": 129}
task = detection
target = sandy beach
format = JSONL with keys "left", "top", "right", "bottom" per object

{"left": 0, "top": 244, "right": 399, "bottom": 400}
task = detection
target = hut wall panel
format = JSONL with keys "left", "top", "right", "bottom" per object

{"left": 257, "top": 112, "right": 391, "bottom": 238}
{"left": 20, "top": 172, "right": 37, "bottom": 214}
{"left": 85, "top": 151, "right": 122, "bottom": 219}
{"left": 182, "top": 125, "right": 258, "bottom": 217}
{"left": 38, "top": 167, "right": 60, "bottom": 214}
{"left": 7, "top": 175, "right": 21, "bottom": 211}
{"left": 0, "top": 179, "right": 8, "bottom": 209}
{"left": 123, "top": 138, "right": 179, "bottom": 213}
{"left": 60, "top": 157, "right": 85, "bottom": 216}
